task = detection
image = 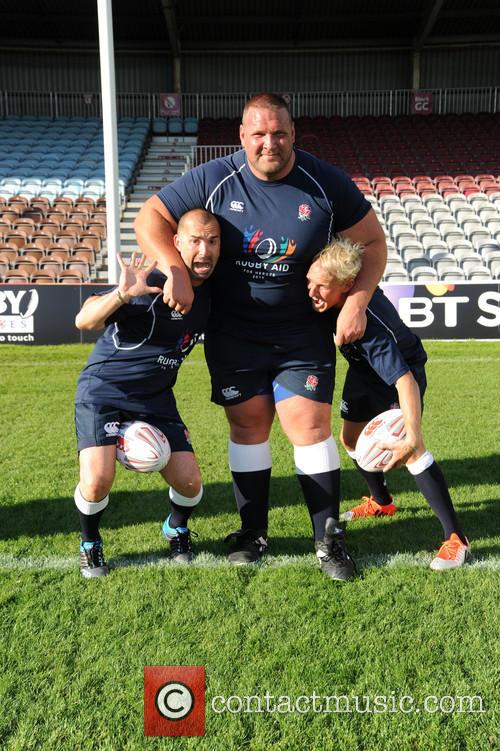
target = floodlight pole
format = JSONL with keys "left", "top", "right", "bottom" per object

{"left": 97, "top": 0, "right": 120, "bottom": 284}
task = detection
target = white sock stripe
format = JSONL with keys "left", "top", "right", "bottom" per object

{"left": 169, "top": 485, "right": 203, "bottom": 507}
{"left": 74, "top": 485, "right": 109, "bottom": 516}
{"left": 294, "top": 436, "right": 340, "bottom": 475}
{"left": 228, "top": 440, "right": 272, "bottom": 472}
{"left": 406, "top": 451, "right": 434, "bottom": 476}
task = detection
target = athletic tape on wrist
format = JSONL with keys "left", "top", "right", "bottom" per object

{"left": 74, "top": 484, "right": 109, "bottom": 515}
{"left": 294, "top": 435, "right": 340, "bottom": 475}
{"left": 169, "top": 485, "right": 203, "bottom": 507}
{"left": 228, "top": 440, "right": 272, "bottom": 472}
{"left": 406, "top": 451, "right": 434, "bottom": 476}
{"left": 346, "top": 449, "right": 357, "bottom": 460}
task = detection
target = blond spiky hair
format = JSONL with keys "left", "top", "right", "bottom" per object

{"left": 312, "top": 237, "right": 364, "bottom": 286}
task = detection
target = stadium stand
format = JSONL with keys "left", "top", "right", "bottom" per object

{"left": 1, "top": 111, "right": 499, "bottom": 284}
{"left": 0, "top": 116, "right": 151, "bottom": 282}
{"left": 152, "top": 109, "right": 493, "bottom": 285}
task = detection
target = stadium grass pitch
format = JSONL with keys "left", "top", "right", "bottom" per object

{"left": 0, "top": 341, "right": 499, "bottom": 751}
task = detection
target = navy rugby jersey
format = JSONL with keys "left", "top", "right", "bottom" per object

{"left": 75, "top": 270, "right": 210, "bottom": 415}
{"left": 329, "top": 288, "right": 427, "bottom": 386}
{"left": 157, "top": 149, "right": 370, "bottom": 335}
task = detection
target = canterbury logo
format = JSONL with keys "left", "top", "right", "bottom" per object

{"left": 222, "top": 386, "right": 241, "bottom": 400}
{"left": 104, "top": 421, "right": 120, "bottom": 435}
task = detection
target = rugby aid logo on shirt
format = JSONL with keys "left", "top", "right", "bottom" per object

{"left": 176, "top": 331, "right": 196, "bottom": 354}
{"left": 240, "top": 226, "right": 297, "bottom": 265}
{"left": 144, "top": 666, "right": 205, "bottom": 736}
{"left": 157, "top": 332, "right": 198, "bottom": 369}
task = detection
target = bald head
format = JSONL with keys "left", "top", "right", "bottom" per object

{"left": 177, "top": 208, "right": 217, "bottom": 234}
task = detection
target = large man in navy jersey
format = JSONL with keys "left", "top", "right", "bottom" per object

{"left": 307, "top": 238, "right": 470, "bottom": 571}
{"left": 74, "top": 209, "right": 220, "bottom": 578}
{"left": 135, "top": 93, "right": 387, "bottom": 581}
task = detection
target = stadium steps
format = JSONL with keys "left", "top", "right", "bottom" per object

{"left": 95, "top": 137, "right": 195, "bottom": 279}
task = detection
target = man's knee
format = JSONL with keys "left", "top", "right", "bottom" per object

{"left": 340, "top": 421, "right": 365, "bottom": 454}
{"left": 277, "top": 397, "right": 331, "bottom": 445}
{"left": 340, "top": 430, "right": 355, "bottom": 453}
{"left": 79, "top": 471, "right": 114, "bottom": 501}
{"left": 79, "top": 445, "right": 116, "bottom": 501}
{"left": 226, "top": 399, "right": 274, "bottom": 443}
{"left": 161, "top": 451, "right": 202, "bottom": 498}
{"left": 171, "top": 468, "right": 202, "bottom": 498}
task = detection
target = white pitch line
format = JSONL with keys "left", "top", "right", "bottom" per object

{"left": 0, "top": 552, "right": 498, "bottom": 572}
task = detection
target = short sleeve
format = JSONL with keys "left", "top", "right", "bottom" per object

{"left": 355, "top": 334, "right": 410, "bottom": 386}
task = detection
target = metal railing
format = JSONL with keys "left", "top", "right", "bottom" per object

{"left": 188, "top": 145, "right": 242, "bottom": 168}
{"left": 1, "top": 87, "right": 499, "bottom": 120}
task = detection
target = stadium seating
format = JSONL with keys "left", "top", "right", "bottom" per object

{"left": 2, "top": 112, "right": 499, "bottom": 284}
{"left": 0, "top": 116, "right": 149, "bottom": 203}
{"left": 0, "top": 116, "right": 153, "bottom": 282}
{"left": 0, "top": 192, "right": 107, "bottom": 282}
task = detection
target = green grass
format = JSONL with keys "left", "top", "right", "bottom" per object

{"left": 0, "top": 342, "right": 499, "bottom": 750}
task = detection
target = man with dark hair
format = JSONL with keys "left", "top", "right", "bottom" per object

{"left": 74, "top": 209, "right": 220, "bottom": 577}
{"left": 135, "top": 93, "right": 387, "bottom": 581}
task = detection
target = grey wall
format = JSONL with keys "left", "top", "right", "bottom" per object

{"left": 420, "top": 46, "right": 500, "bottom": 88}
{"left": 0, "top": 45, "right": 498, "bottom": 94}
{"left": 0, "top": 50, "right": 172, "bottom": 92}
{"left": 181, "top": 50, "right": 411, "bottom": 92}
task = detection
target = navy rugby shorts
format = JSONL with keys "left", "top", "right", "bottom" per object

{"left": 340, "top": 363, "right": 427, "bottom": 423}
{"left": 75, "top": 403, "right": 194, "bottom": 453}
{"left": 204, "top": 328, "right": 335, "bottom": 407}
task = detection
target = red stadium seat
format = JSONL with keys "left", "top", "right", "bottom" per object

{"left": 2, "top": 269, "right": 30, "bottom": 283}
{"left": 72, "top": 249, "right": 96, "bottom": 265}
{"left": 46, "top": 248, "right": 72, "bottom": 263}
{"left": 30, "top": 271, "right": 57, "bottom": 284}
{"left": 58, "top": 269, "right": 86, "bottom": 283}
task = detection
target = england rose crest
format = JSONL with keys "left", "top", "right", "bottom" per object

{"left": 298, "top": 203, "right": 312, "bottom": 221}
{"left": 305, "top": 374, "right": 318, "bottom": 391}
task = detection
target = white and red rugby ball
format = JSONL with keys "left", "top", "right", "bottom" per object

{"left": 355, "top": 408, "right": 406, "bottom": 472}
{"left": 116, "top": 421, "right": 171, "bottom": 473}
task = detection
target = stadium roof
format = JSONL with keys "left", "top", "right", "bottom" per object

{"left": 1, "top": 0, "right": 499, "bottom": 53}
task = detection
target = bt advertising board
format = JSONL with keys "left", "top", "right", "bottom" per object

{"left": 0, "top": 283, "right": 499, "bottom": 344}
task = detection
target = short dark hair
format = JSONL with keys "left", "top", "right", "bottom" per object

{"left": 242, "top": 93, "right": 292, "bottom": 123}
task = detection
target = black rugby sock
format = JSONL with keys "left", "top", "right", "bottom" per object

{"left": 74, "top": 485, "right": 109, "bottom": 543}
{"left": 169, "top": 500, "right": 194, "bottom": 529}
{"left": 77, "top": 508, "right": 105, "bottom": 542}
{"left": 231, "top": 468, "right": 271, "bottom": 532}
{"left": 297, "top": 469, "right": 341, "bottom": 540}
{"left": 413, "top": 461, "right": 467, "bottom": 543}
{"left": 353, "top": 460, "right": 394, "bottom": 505}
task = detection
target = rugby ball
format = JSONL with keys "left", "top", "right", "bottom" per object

{"left": 355, "top": 408, "right": 406, "bottom": 472}
{"left": 116, "top": 421, "right": 171, "bottom": 473}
